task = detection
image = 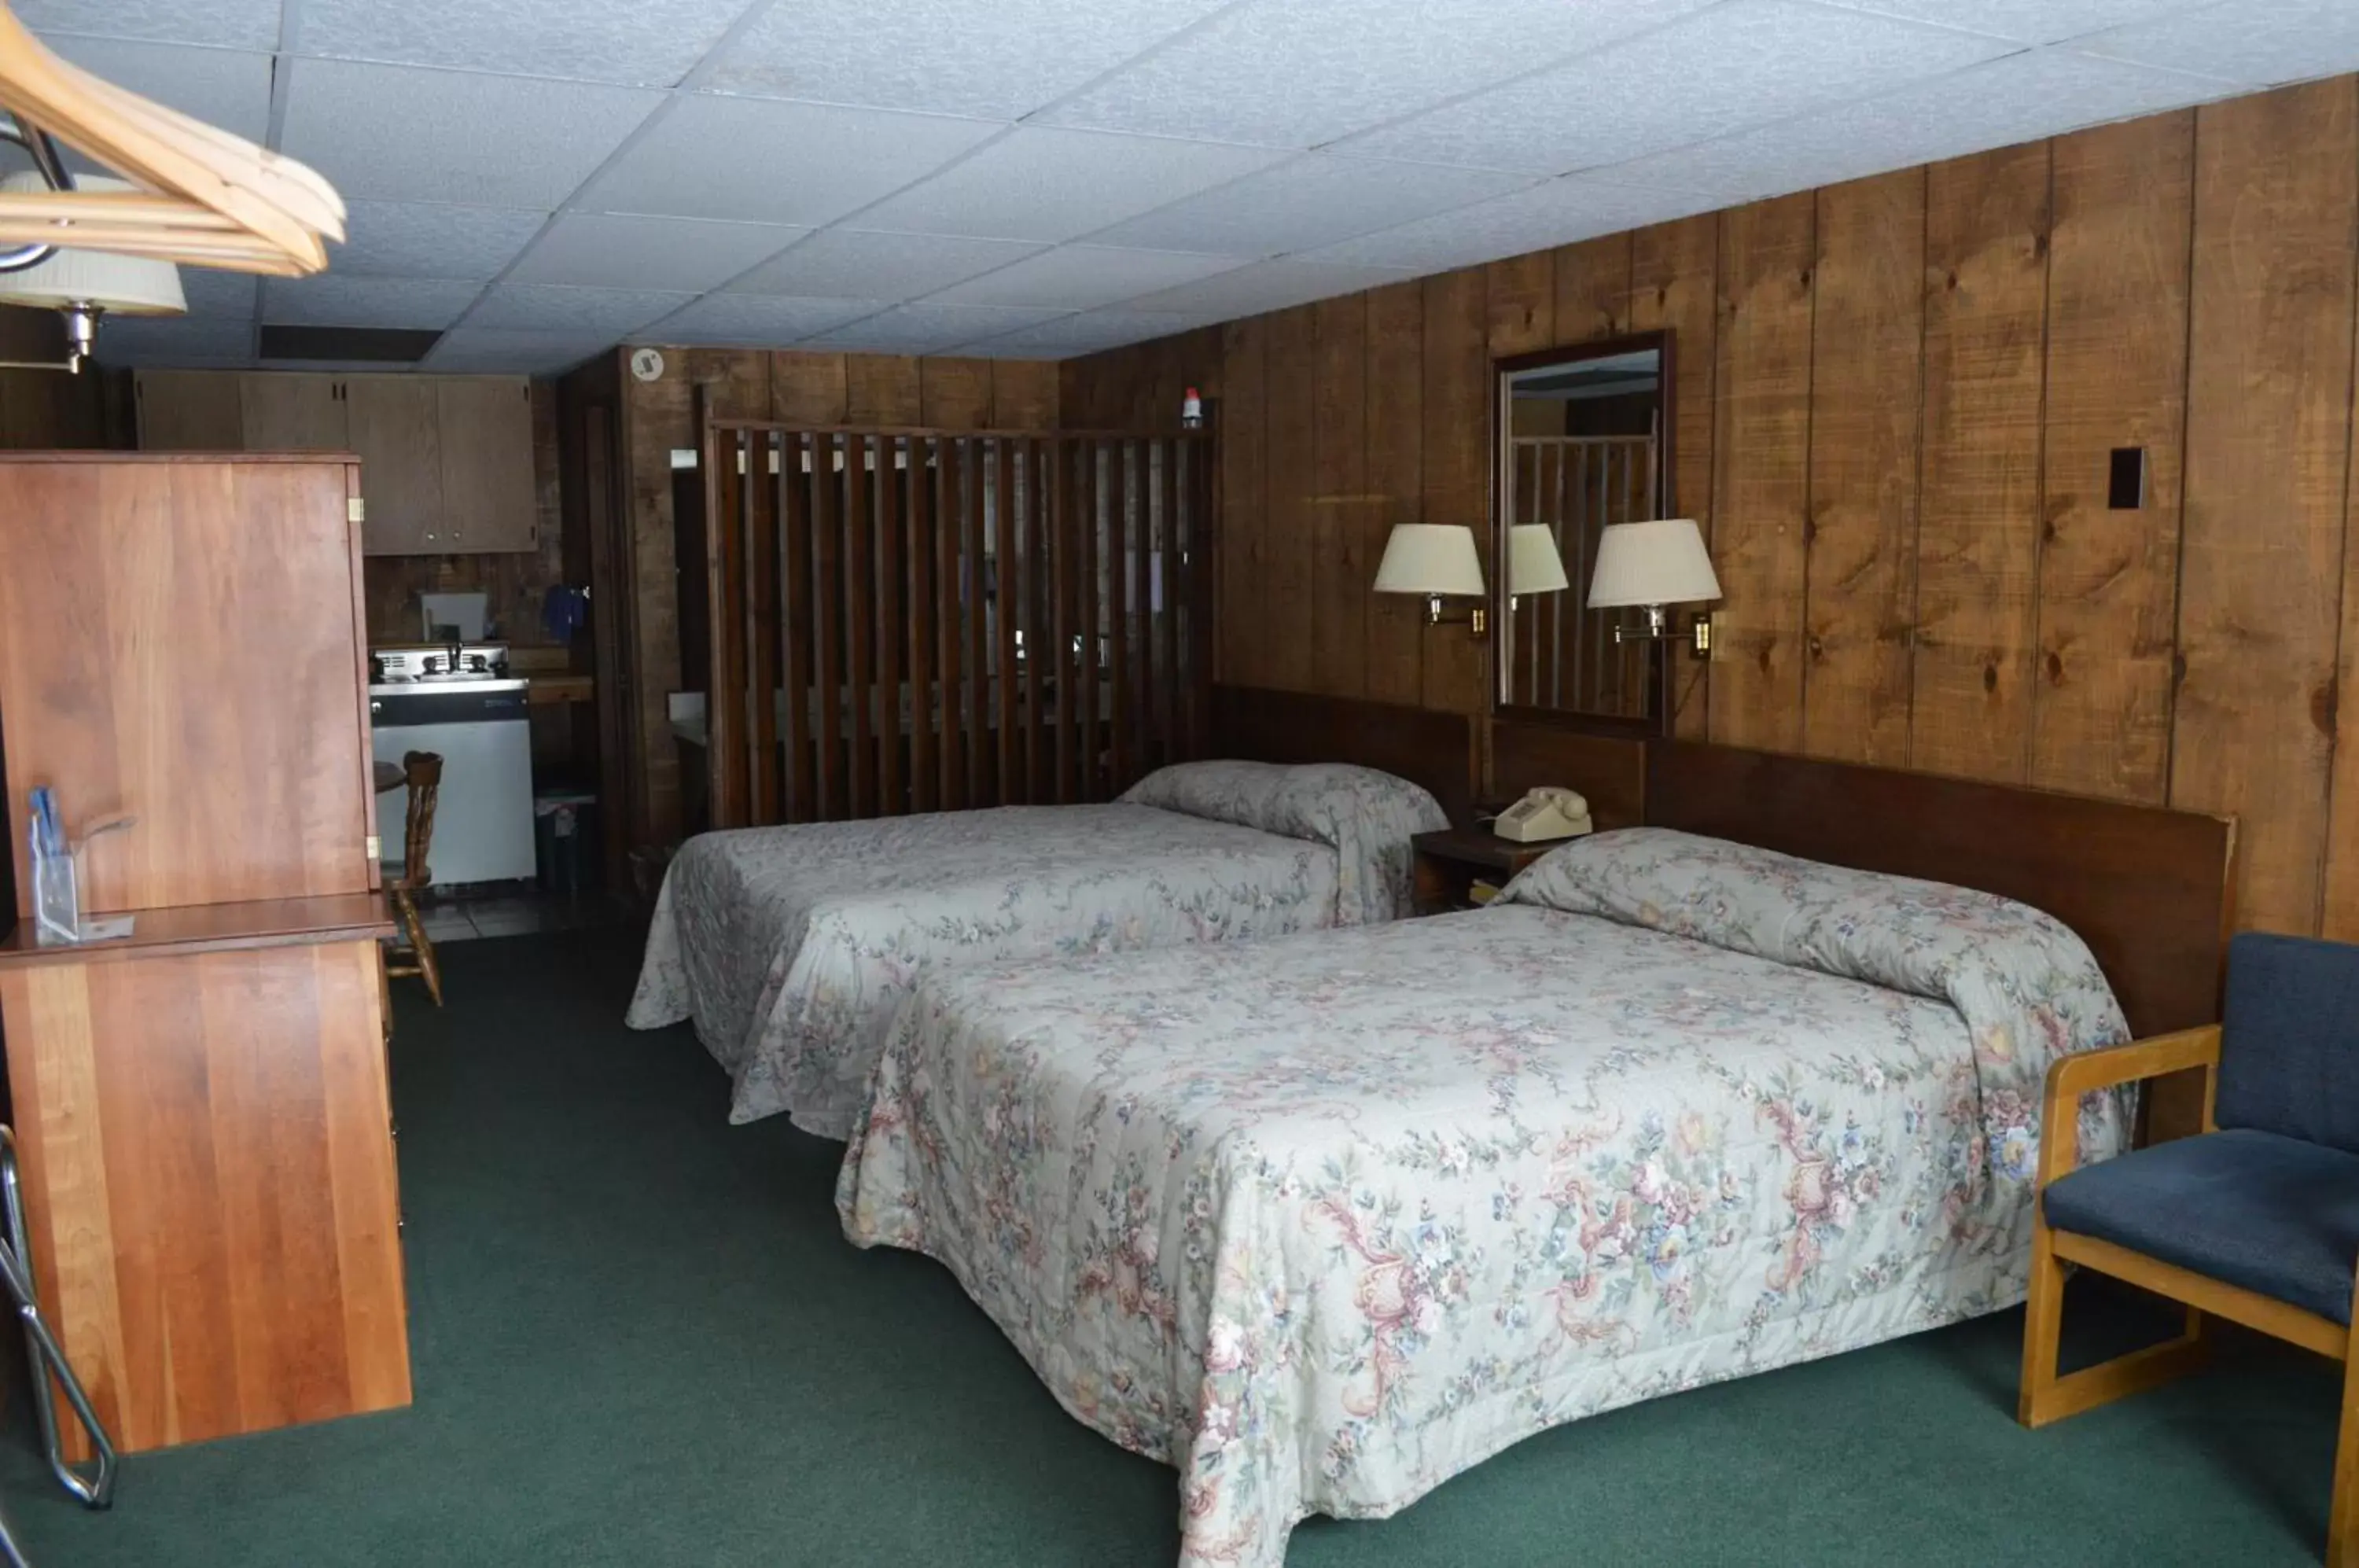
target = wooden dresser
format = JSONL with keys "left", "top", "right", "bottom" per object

{"left": 0, "top": 454, "right": 410, "bottom": 1457}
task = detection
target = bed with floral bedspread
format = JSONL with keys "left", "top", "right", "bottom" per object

{"left": 837, "top": 827, "right": 2132, "bottom": 1567}
{"left": 627, "top": 761, "right": 1445, "bottom": 1134}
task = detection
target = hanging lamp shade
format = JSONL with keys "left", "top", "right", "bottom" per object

{"left": 0, "top": 173, "right": 186, "bottom": 315}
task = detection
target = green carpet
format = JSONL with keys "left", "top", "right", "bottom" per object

{"left": 1, "top": 929, "right": 2339, "bottom": 1566}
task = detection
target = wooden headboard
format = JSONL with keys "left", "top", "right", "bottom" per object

{"left": 1643, "top": 740, "right": 2234, "bottom": 1043}
{"left": 1211, "top": 686, "right": 1476, "bottom": 826}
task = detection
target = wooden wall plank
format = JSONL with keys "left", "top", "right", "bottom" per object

{"left": 782, "top": 434, "right": 813, "bottom": 820}
{"left": 2033, "top": 112, "right": 2194, "bottom": 804}
{"left": 937, "top": 440, "right": 964, "bottom": 810}
{"left": 1262, "top": 305, "right": 1319, "bottom": 691}
{"left": 1801, "top": 168, "right": 1924, "bottom": 766}
{"left": 1051, "top": 437, "right": 1076, "bottom": 801}
{"left": 1364, "top": 281, "right": 1426, "bottom": 707}
{"left": 1076, "top": 442, "right": 1100, "bottom": 798}
{"left": 1218, "top": 317, "right": 1268, "bottom": 690}
{"left": 1708, "top": 193, "right": 1816, "bottom": 753}
{"left": 846, "top": 355, "right": 922, "bottom": 425}
{"left": 994, "top": 361, "right": 1060, "bottom": 431}
{"left": 844, "top": 433, "right": 875, "bottom": 817}
{"left": 907, "top": 437, "right": 936, "bottom": 815}
{"left": 1420, "top": 268, "right": 1489, "bottom": 714}
{"left": 1312, "top": 293, "right": 1371, "bottom": 699}
{"left": 1486, "top": 252, "right": 1555, "bottom": 356}
{"left": 2179, "top": 78, "right": 2357, "bottom": 936}
{"left": 1552, "top": 233, "right": 1633, "bottom": 346}
{"left": 812, "top": 436, "right": 843, "bottom": 819}
{"left": 876, "top": 435, "right": 903, "bottom": 816}
{"left": 964, "top": 435, "right": 989, "bottom": 804}
{"left": 920, "top": 359, "right": 995, "bottom": 429}
{"left": 1628, "top": 214, "right": 1720, "bottom": 740}
{"left": 771, "top": 353, "right": 848, "bottom": 424}
{"left": 1909, "top": 142, "right": 2052, "bottom": 783}
{"left": 995, "top": 439, "right": 1020, "bottom": 793}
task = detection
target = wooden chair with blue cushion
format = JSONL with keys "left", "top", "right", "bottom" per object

{"left": 2020, "top": 930, "right": 2359, "bottom": 1566}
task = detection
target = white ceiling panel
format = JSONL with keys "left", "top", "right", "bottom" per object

{"left": 279, "top": 59, "right": 663, "bottom": 207}
{"left": 637, "top": 293, "right": 885, "bottom": 345}
{"left": 727, "top": 230, "right": 1045, "bottom": 299}
{"left": 1041, "top": 0, "right": 1720, "bottom": 150}
{"left": 333, "top": 201, "right": 552, "bottom": 281}
{"left": 262, "top": 274, "right": 486, "bottom": 327}
{"left": 91, "top": 316, "right": 258, "bottom": 367}
{"left": 856, "top": 127, "right": 1290, "bottom": 243}
{"left": 46, "top": 38, "right": 273, "bottom": 144}
{"left": 1817, "top": 0, "right": 2209, "bottom": 45}
{"left": 17, "top": 0, "right": 281, "bottom": 50}
{"left": 178, "top": 268, "right": 260, "bottom": 318}
{"left": 1347, "top": 1, "right": 2015, "bottom": 175}
{"left": 2078, "top": 0, "right": 2359, "bottom": 86}
{"left": 802, "top": 303, "right": 1073, "bottom": 353}
{"left": 506, "top": 213, "right": 806, "bottom": 290}
{"left": 703, "top": 0, "right": 1228, "bottom": 120}
{"left": 576, "top": 95, "right": 1000, "bottom": 226}
{"left": 1123, "top": 258, "right": 1416, "bottom": 318}
{"left": 1088, "top": 154, "right": 1537, "bottom": 256}
{"left": 957, "top": 309, "right": 1205, "bottom": 356}
{"left": 1306, "top": 177, "right": 1722, "bottom": 271}
{"left": 421, "top": 328, "right": 617, "bottom": 374}
{"left": 464, "top": 284, "right": 695, "bottom": 333}
{"left": 294, "top": 0, "right": 760, "bottom": 88}
{"left": 1601, "top": 48, "right": 2232, "bottom": 201}
{"left": 930, "top": 245, "right": 1250, "bottom": 309}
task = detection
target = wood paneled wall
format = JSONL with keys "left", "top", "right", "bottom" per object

{"left": 1066, "top": 75, "right": 2359, "bottom": 940}
{"left": 585, "top": 348, "right": 1061, "bottom": 853}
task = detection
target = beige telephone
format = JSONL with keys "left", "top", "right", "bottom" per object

{"left": 1492, "top": 786, "right": 1593, "bottom": 843}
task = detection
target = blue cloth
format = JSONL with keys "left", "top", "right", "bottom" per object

{"left": 2216, "top": 931, "right": 2359, "bottom": 1155}
{"left": 2043, "top": 1128, "right": 2359, "bottom": 1325}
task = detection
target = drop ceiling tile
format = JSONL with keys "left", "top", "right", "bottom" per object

{"left": 929, "top": 246, "right": 1249, "bottom": 310}
{"left": 178, "top": 268, "right": 259, "bottom": 318}
{"left": 802, "top": 303, "right": 1073, "bottom": 354}
{"left": 295, "top": 0, "right": 756, "bottom": 89}
{"left": 46, "top": 38, "right": 271, "bottom": 143}
{"left": 506, "top": 213, "right": 807, "bottom": 290}
{"left": 19, "top": 0, "right": 280, "bottom": 50}
{"left": 727, "top": 230, "right": 1046, "bottom": 298}
{"left": 421, "top": 328, "right": 616, "bottom": 374}
{"left": 280, "top": 58, "right": 662, "bottom": 207}
{"left": 1346, "top": 0, "right": 2015, "bottom": 175}
{"left": 703, "top": 0, "right": 1228, "bottom": 120}
{"left": 91, "top": 315, "right": 256, "bottom": 367}
{"left": 576, "top": 96, "right": 1000, "bottom": 226}
{"left": 856, "top": 127, "right": 1290, "bottom": 243}
{"left": 957, "top": 309, "right": 1202, "bottom": 355}
{"left": 263, "top": 274, "right": 486, "bottom": 328}
{"left": 2077, "top": 0, "right": 2359, "bottom": 86}
{"left": 1305, "top": 179, "right": 1720, "bottom": 272}
{"left": 1089, "top": 154, "right": 1538, "bottom": 256}
{"left": 1040, "top": 0, "right": 1720, "bottom": 149}
{"left": 334, "top": 201, "right": 552, "bottom": 281}
{"left": 1123, "top": 258, "right": 1415, "bottom": 317}
{"left": 465, "top": 284, "right": 694, "bottom": 333}
{"left": 1601, "top": 49, "right": 2232, "bottom": 202}
{"left": 635, "top": 293, "right": 885, "bottom": 346}
{"left": 1816, "top": 0, "right": 2208, "bottom": 45}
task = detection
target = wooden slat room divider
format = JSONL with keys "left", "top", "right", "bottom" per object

{"left": 1504, "top": 433, "right": 1658, "bottom": 716}
{"left": 702, "top": 421, "right": 1216, "bottom": 829}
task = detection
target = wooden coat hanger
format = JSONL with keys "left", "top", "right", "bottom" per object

{"left": 0, "top": 0, "right": 343, "bottom": 276}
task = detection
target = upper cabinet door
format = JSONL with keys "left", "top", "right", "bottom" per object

{"left": 436, "top": 377, "right": 538, "bottom": 553}
{"left": 344, "top": 376, "right": 444, "bottom": 554}
{"left": 239, "top": 373, "right": 348, "bottom": 451}
{"left": 135, "top": 370, "right": 245, "bottom": 450}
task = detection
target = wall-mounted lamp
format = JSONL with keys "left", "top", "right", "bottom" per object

{"left": 1588, "top": 517, "right": 1721, "bottom": 657}
{"left": 0, "top": 175, "right": 186, "bottom": 373}
{"left": 1375, "top": 523, "right": 1488, "bottom": 635}
{"left": 1507, "top": 523, "right": 1569, "bottom": 600}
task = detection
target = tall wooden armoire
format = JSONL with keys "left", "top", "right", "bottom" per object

{"left": 0, "top": 453, "right": 409, "bottom": 1457}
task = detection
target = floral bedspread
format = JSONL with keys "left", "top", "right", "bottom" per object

{"left": 837, "top": 829, "right": 2130, "bottom": 1567}
{"left": 627, "top": 767, "right": 1442, "bottom": 1134}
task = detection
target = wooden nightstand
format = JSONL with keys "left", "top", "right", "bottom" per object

{"left": 1411, "top": 827, "right": 1566, "bottom": 915}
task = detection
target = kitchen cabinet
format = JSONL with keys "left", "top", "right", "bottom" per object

{"left": 435, "top": 377, "right": 538, "bottom": 553}
{"left": 237, "top": 371, "right": 348, "bottom": 451}
{"left": 134, "top": 368, "right": 245, "bottom": 449}
{"left": 344, "top": 375, "right": 444, "bottom": 554}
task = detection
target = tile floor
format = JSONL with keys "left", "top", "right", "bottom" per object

{"left": 415, "top": 882, "right": 617, "bottom": 944}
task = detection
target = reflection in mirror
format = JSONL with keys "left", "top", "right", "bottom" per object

{"left": 1496, "top": 333, "right": 1671, "bottom": 725}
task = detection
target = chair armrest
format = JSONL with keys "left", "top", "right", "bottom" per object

{"left": 2035, "top": 1025, "right": 2221, "bottom": 1188}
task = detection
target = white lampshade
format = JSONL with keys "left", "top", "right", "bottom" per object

{"left": 0, "top": 174, "right": 186, "bottom": 316}
{"left": 1508, "top": 524, "right": 1569, "bottom": 594}
{"left": 1375, "top": 523, "right": 1485, "bottom": 597}
{"left": 1588, "top": 517, "right": 1720, "bottom": 609}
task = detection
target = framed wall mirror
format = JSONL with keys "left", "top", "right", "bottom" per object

{"left": 1492, "top": 331, "right": 1675, "bottom": 731}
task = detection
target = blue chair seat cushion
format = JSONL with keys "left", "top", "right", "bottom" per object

{"left": 2042, "top": 1128, "right": 2359, "bottom": 1327}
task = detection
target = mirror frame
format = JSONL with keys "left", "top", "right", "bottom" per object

{"left": 1490, "top": 328, "right": 1678, "bottom": 738}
